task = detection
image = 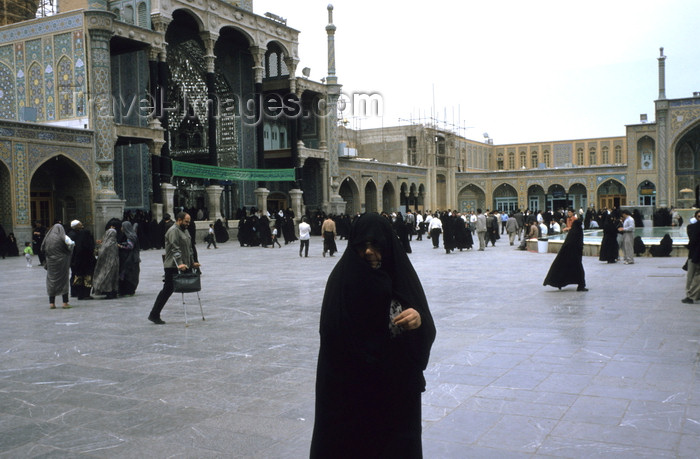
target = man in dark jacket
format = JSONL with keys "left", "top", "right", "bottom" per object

{"left": 682, "top": 210, "right": 700, "bottom": 304}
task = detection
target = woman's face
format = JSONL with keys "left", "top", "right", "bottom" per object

{"left": 357, "top": 241, "right": 382, "bottom": 269}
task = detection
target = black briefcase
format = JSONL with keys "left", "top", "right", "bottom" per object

{"left": 173, "top": 269, "right": 201, "bottom": 293}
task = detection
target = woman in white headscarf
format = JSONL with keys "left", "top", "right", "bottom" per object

{"left": 92, "top": 218, "right": 120, "bottom": 299}
{"left": 41, "top": 223, "right": 74, "bottom": 309}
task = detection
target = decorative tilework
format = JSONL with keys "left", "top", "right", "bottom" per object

{"left": 54, "top": 32, "right": 71, "bottom": 57}
{"left": 0, "top": 62, "right": 15, "bottom": 120}
{"left": 57, "top": 56, "right": 73, "bottom": 118}
{"left": 15, "top": 43, "right": 25, "bottom": 113}
{"left": 27, "top": 143, "right": 94, "bottom": 178}
{"left": 28, "top": 62, "right": 44, "bottom": 120}
{"left": 0, "top": 18, "right": 86, "bottom": 123}
{"left": 0, "top": 140, "right": 11, "bottom": 173}
{"left": 73, "top": 30, "right": 86, "bottom": 117}
{"left": 0, "top": 163, "right": 11, "bottom": 228}
{"left": 43, "top": 37, "right": 55, "bottom": 120}
{"left": 0, "top": 14, "right": 83, "bottom": 44}
{"left": 0, "top": 44, "right": 12, "bottom": 65}
{"left": 14, "top": 142, "right": 28, "bottom": 225}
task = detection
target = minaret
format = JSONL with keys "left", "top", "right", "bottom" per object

{"left": 656, "top": 47, "right": 669, "bottom": 207}
{"left": 658, "top": 47, "right": 666, "bottom": 100}
{"left": 325, "top": 4, "right": 345, "bottom": 214}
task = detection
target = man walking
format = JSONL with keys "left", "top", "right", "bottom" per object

{"left": 149, "top": 212, "right": 200, "bottom": 324}
{"left": 321, "top": 216, "right": 337, "bottom": 257}
{"left": 618, "top": 209, "right": 635, "bottom": 264}
{"left": 299, "top": 217, "right": 311, "bottom": 257}
{"left": 476, "top": 209, "right": 487, "bottom": 251}
{"left": 683, "top": 209, "right": 700, "bottom": 304}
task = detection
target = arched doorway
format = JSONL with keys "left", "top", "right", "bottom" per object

{"left": 527, "top": 184, "right": 545, "bottom": 211}
{"left": 382, "top": 181, "right": 396, "bottom": 213}
{"left": 638, "top": 180, "right": 656, "bottom": 206}
{"left": 267, "top": 191, "right": 287, "bottom": 215}
{"left": 675, "top": 123, "right": 700, "bottom": 207}
{"left": 339, "top": 177, "right": 360, "bottom": 215}
{"left": 301, "top": 159, "right": 322, "bottom": 209}
{"left": 399, "top": 182, "right": 408, "bottom": 211}
{"left": 408, "top": 183, "right": 419, "bottom": 211}
{"left": 31, "top": 155, "right": 92, "bottom": 228}
{"left": 457, "top": 184, "right": 485, "bottom": 213}
{"left": 546, "top": 184, "right": 568, "bottom": 210}
{"left": 597, "top": 179, "right": 626, "bottom": 210}
{"left": 493, "top": 183, "right": 518, "bottom": 212}
{"left": 568, "top": 183, "right": 587, "bottom": 210}
{"left": 364, "top": 180, "right": 377, "bottom": 213}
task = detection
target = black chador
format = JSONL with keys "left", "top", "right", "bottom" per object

{"left": 311, "top": 213, "right": 436, "bottom": 458}
{"left": 543, "top": 219, "right": 587, "bottom": 291}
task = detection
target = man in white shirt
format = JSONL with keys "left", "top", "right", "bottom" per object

{"left": 428, "top": 214, "right": 442, "bottom": 249}
{"left": 298, "top": 217, "right": 311, "bottom": 257}
{"left": 618, "top": 209, "right": 635, "bottom": 264}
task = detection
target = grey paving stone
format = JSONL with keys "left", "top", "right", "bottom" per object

{"left": 1, "top": 234, "right": 699, "bottom": 457}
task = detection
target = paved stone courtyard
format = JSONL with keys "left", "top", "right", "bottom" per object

{"left": 1, "top": 232, "right": 699, "bottom": 458}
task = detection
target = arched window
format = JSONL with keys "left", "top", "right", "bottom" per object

{"left": 497, "top": 154, "right": 504, "bottom": 170}
{"left": 263, "top": 124, "right": 272, "bottom": 150}
{"left": 264, "top": 43, "right": 288, "bottom": 79}
{"left": 601, "top": 146, "right": 609, "bottom": 164}
{"left": 508, "top": 152, "right": 514, "bottom": 169}
{"left": 678, "top": 143, "right": 694, "bottom": 169}
{"left": 614, "top": 145, "right": 622, "bottom": 163}
{"left": 57, "top": 56, "right": 73, "bottom": 118}
{"left": 576, "top": 148, "right": 584, "bottom": 165}
{"left": 271, "top": 125, "right": 280, "bottom": 149}
{"left": 124, "top": 5, "right": 134, "bottom": 24}
{"left": 531, "top": 151, "right": 538, "bottom": 169}
{"left": 279, "top": 126, "right": 287, "bottom": 148}
{"left": 268, "top": 52, "right": 278, "bottom": 78}
{"left": 519, "top": 151, "right": 526, "bottom": 168}
{"left": 137, "top": 3, "right": 148, "bottom": 28}
{"left": 589, "top": 147, "right": 596, "bottom": 165}
{"left": 191, "top": 132, "right": 202, "bottom": 148}
{"left": 543, "top": 150, "right": 550, "bottom": 168}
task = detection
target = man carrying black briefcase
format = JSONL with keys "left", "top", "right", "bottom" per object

{"left": 149, "top": 212, "right": 200, "bottom": 324}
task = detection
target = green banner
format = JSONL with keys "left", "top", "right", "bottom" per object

{"left": 171, "top": 160, "right": 295, "bottom": 182}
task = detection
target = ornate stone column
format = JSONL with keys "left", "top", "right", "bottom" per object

{"left": 254, "top": 187, "right": 270, "bottom": 214}
{"left": 206, "top": 185, "right": 224, "bottom": 221}
{"left": 86, "top": 10, "right": 124, "bottom": 233}
{"left": 250, "top": 45, "right": 266, "bottom": 183}
{"left": 324, "top": 5, "right": 345, "bottom": 214}
{"left": 202, "top": 32, "right": 218, "bottom": 167}
{"left": 161, "top": 183, "right": 176, "bottom": 217}
{"left": 289, "top": 188, "right": 304, "bottom": 220}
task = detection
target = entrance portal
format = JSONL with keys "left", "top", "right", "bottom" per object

{"left": 30, "top": 156, "right": 92, "bottom": 227}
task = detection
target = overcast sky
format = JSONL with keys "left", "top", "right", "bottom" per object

{"left": 256, "top": 0, "right": 700, "bottom": 145}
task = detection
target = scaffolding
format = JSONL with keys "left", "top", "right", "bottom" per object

{"left": 1, "top": 0, "right": 38, "bottom": 25}
{"left": 36, "top": 0, "right": 56, "bottom": 18}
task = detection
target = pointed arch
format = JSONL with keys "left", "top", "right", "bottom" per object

{"left": 27, "top": 62, "right": 44, "bottom": 121}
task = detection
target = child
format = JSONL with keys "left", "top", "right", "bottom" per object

{"left": 206, "top": 223, "right": 217, "bottom": 249}
{"left": 271, "top": 226, "right": 282, "bottom": 248}
{"left": 23, "top": 242, "right": 34, "bottom": 268}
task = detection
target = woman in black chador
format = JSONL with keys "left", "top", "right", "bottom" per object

{"left": 310, "top": 213, "right": 436, "bottom": 459}
{"left": 598, "top": 213, "right": 620, "bottom": 263}
{"left": 650, "top": 233, "right": 673, "bottom": 257}
{"left": 544, "top": 219, "right": 588, "bottom": 291}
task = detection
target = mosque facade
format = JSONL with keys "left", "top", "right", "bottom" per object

{"left": 0, "top": 1, "right": 698, "bottom": 244}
